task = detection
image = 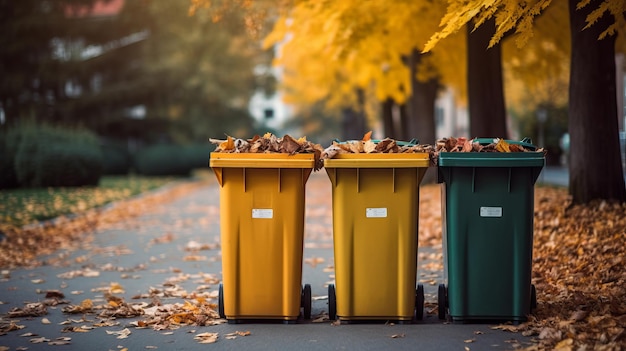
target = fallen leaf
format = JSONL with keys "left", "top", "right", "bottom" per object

{"left": 30, "top": 337, "right": 50, "bottom": 343}
{"left": 363, "top": 140, "right": 376, "bottom": 153}
{"left": 194, "top": 332, "right": 219, "bottom": 344}
{"left": 45, "top": 290, "right": 65, "bottom": 299}
{"left": 48, "top": 337, "right": 71, "bottom": 345}
{"left": 281, "top": 134, "right": 301, "bottom": 155}
{"left": 362, "top": 131, "right": 372, "bottom": 141}
{"left": 491, "top": 324, "right": 519, "bottom": 332}
{"left": 109, "top": 282, "right": 125, "bottom": 294}
{"left": 9, "top": 302, "right": 47, "bottom": 317}
{"left": 304, "top": 256, "right": 325, "bottom": 268}
{"left": 569, "top": 310, "right": 588, "bottom": 322}
{"left": 183, "top": 255, "right": 207, "bottom": 261}
{"left": 553, "top": 338, "right": 573, "bottom": 351}
{"left": 106, "top": 328, "right": 131, "bottom": 339}
{"left": 218, "top": 136, "right": 235, "bottom": 151}
{"left": 495, "top": 138, "right": 510, "bottom": 152}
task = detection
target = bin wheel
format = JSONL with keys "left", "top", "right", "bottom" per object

{"left": 530, "top": 284, "right": 537, "bottom": 312}
{"left": 328, "top": 284, "right": 337, "bottom": 320}
{"left": 438, "top": 284, "right": 447, "bottom": 320}
{"left": 218, "top": 283, "right": 225, "bottom": 319}
{"left": 416, "top": 284, "right": 425, "bottom": 321}
{"left": 302, "top": 284, "right": 312, "bottom": 320}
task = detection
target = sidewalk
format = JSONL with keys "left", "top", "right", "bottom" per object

{"left": 0, "top": 172, "right": 535, "bottom": 350}
{"left": 538, "top": 166, "right": 569, "bottom": 187}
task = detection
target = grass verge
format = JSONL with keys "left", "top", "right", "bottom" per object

{"left": 0, "top": 175, "right": 177, "bottom": 228}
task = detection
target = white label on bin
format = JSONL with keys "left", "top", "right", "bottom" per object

{"left": 366, "top": 208, "right": 388, "bottom": 218}
{"left": 480, "top": 207, "right": 502, "bottom": 217}
{"left": 252, "top": 209, "right": 273, "bottom": 219}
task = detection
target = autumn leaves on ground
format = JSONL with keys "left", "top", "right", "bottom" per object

{"left": 0, "top": 176, "right": 625, "bottom": 350}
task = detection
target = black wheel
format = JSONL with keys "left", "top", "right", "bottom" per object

{"left": 328, "top": 284, "right": 337, "bottom": 320}
{"left": 530, "top": 284, "right": 537, "bottom": 312}
{"left": 438, "top": 284, "right": 447, "bottom": 320}
{"left": 218, "top": 283, "right": 225, "bottom": 319}
{"left": 302, "top": 284, "right": 312, "bottom": 319}
{"left": 416, "top": 284, "right": 425, "bottom": 320}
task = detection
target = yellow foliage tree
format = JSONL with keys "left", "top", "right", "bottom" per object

{"left": 424, "top": 0, "right": 626, "bottom": 204}
{"left": 194, "top": 0, "right": 468, "bottom": 142}
{"left": 503, "top": 0, "right": 570, "bottom": 112}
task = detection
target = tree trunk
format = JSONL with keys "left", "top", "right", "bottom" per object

{"left": 341, "top": 88, "right": 367, "bottom": 140}
{"left": 467, "top": 18, "right": 507, "bottom": 138}
{"left": 405, "top": 49, "right": 439, "bottom": 145}
{"left": 382, "top": 98, "right": 395, "bottom": 138}
{"left": 568, "top": 0, "right": 626, "bottom": 203}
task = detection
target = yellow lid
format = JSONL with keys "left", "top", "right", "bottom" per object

{"left": 324, "top": 153, "right": 430, "bottom": 168}
{"left": 210, "top": 152, "right": 316, "bottom": 169}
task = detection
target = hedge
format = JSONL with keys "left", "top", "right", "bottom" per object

{"left": 134, "top": 143, "right": 210, "bottom": 176}
{"left": 4, "top": 123, "right": 103, "bottom": 188}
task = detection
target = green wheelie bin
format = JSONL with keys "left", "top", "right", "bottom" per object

{"left": 437, "top": 138, "right": 545, "bottom": 323}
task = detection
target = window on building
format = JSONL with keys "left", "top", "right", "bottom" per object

{"left": 264, "top": 108, "right": 274, "bottom": 119}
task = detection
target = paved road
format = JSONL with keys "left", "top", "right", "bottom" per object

{"left": 0, "top": 172, "right": 539, "bottom": 351}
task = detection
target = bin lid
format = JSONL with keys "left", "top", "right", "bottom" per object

{"left": 438, "top": 138, "right": 545, "bottom": 167}
{"left": 324, "top": 153, "right": 431, "bottom": 168}
{"left": 209, "top": 152, "right": 316, "bottom": 169}
{"left": 438, "top": 151, "right": 545, "bottom": 167}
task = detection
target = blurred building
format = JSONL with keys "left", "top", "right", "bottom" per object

{"left": 248, "top": 40, "right": 297, "bottom": 136}
{"left": 248, "top": 65, "right": 294, "bottom": 134}
{"left": 435, "top": 88, "right": 469, "bottom": 139}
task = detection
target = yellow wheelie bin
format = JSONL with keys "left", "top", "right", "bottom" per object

{"left": 210, "top": 153, "right": 314, "bottom": 323}
{"left": 324, "top": 152, "right": 430, "bottom": 323}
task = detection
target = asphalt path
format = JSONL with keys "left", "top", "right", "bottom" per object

{"left": 0, "top": 171, "right": 544, "bottom": 351}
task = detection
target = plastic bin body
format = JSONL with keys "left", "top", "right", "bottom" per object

{"left": 210, "top": 153, "right": 314, "bottom": 321}
{"left": 324, "top": 154, "right": 429, "bottom": 321}
{"left": 438, "top": 152, "right": 544, "bottom": 322}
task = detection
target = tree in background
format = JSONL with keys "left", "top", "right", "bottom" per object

{"left": 467, "top": 17, "right": 508, "bottom": 137}
{"left": 1, "top": 0, "right": 269, "bottom": 144}
{"left": 126, "top": 0, "right": 267, "bottom": 143}
{"left": 424, "top": 0, "right": 626, "bottom": 204}
{"left": 504, "top": 1, "right": 570, "bottom": 165}
{"left": 260, "top": 1, "right": 464, "bottom": 144}
{"left": 0, "top": 0, "right": 109, "bottom": 123}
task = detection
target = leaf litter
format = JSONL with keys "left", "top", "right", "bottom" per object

{"left": 210, "top": 132, "right": 325, "bottom": 170}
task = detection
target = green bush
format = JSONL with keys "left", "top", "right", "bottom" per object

{"left": 0, "top": 128, "right": 21, "bottom": 189}
{"left": 134, "top": 143, "right": 210, "bottom": 176}
{"left": 101, "top": 142, "right": 132, "bottom": 175}
{"left": 12, "top": 123, "right": 103, "bottom": 187}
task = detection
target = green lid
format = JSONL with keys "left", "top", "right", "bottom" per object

{"left": 438, "top": 138, "right": 544, "bottom": 167}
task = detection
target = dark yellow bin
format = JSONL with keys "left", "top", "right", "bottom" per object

{"left": 324, "top": 153, "right": 430, "bottom": 322}
{"left": 210, "top": 153, "right": 314, "bottom": 322}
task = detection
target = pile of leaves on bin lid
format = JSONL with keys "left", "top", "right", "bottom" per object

{"left": 209, "top": 132, "right": 324, "bottom": 170}
{"left": 436, "top": 137, "right": 545, "bottom": 153}
{"left": 321, "top": 131, "right": 436, "bottom": 165}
